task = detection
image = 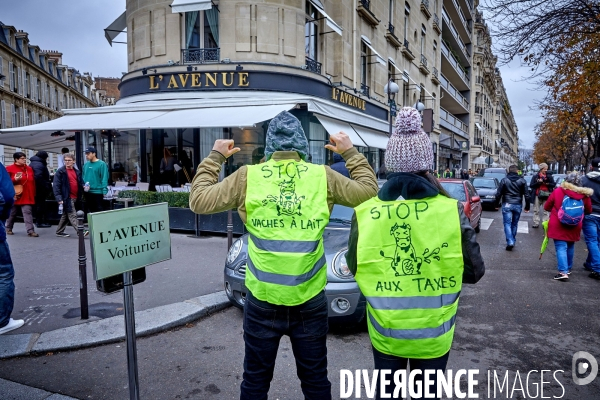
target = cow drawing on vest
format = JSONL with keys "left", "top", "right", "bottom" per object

{"left": 263, "top": 179, "right": 305, "bottom": 216}
{"left": 380, "top": 222, "right": 448, "bottom": 276}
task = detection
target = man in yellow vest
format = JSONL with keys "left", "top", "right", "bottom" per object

{"left": 347, "top": 107, "right": 485, "bottom": 399}
{"left": 190, "top": 111, "right": 378, "bottom": 400}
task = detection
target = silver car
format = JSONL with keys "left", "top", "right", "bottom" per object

{"left": 223, "top": 204, "right": 366, "bottom": 324}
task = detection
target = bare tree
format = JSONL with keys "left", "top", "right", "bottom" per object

{"left": 482, "top": 0, "right": 600, "bottom": 69}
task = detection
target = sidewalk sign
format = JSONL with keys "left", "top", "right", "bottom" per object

{"left": 88, "top": 202, "right": 171, "bottom": 400}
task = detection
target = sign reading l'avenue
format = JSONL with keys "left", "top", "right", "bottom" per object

{"left": 89, "top": 203, "right": 171, "bottom": 280}
{"left": 149, "top": 72, "right": 250, "bottom": 90}
{"left": 331, "top": 88, "right": 367, "bottom": 111}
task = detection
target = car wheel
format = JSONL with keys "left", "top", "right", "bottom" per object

{"left": 475, "top": 216, "right": 481, "bottom": 233}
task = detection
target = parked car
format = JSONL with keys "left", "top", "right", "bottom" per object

{"left": 470, "top": 177, "right": 500, "bottom": 210}
{"left": 439, "top": 179, "right": 483, "bottom": 233}
{"left": 553, "top": 174, "right": 566, "bottom": 187}
{"left": 477, "top": 167, "right": 507, "bottom": 182}
{"left": 223, "top": 204, "right": 366, "bottom": 324}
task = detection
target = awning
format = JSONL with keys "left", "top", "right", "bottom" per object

{"left": 475, "top": 122, "right": 483, "bottom": 132}
{"left": 0, "top": 104, "right": 296, "bottom": 152}
{"left": 171, "top": 0, "right": 212, "bottom": 13}
{"left": 104, "top": 12, "right": 126, "bottom": 47}
{"left": 315, "top": 115, "right": 366, "bottom": 147}
{"left": 308, "top": 0, "right": 342, "bottom": 35}
{"left": 351, "top": 124, "right": 389, "bottom": 149}
{"left": 361, "top": 35, "right": 386, "bottom": 66}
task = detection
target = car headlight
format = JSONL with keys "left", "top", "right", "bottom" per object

{"left": 332, "top": 249, "right": 353, "bottom": 279}
{"left": 226, "top": 239, "right": 243, "bottom": 265}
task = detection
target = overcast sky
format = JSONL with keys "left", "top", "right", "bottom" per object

{"left": 2, "top": 0, "right": 542, "bottom": 148}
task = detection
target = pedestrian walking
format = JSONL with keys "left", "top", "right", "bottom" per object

{"left": 6, "top": 152, "right": 38, "bottom": 237}
{"left": 582, "top": 157, "right": 600, "bottom": 279}
{"left": 347, "top": 107, "right": 485, "bottom": 399}
{"left": 53, "top": 153, "right": 87, "bottom": 238}
{"left": 189, "top": 111, "right": 378, "bottom": 400}
{"left": 0, "top": 162, "right": 24, "bottom": 335}
{"left": 82, "top": 147, "right": 109, "bottom": 213}
{"left": 496, "top": 165, "right": 530, "bottom": 250}
{"left": 545, "top": 173, "right": 592, "bottom": 280}
{"left": 29, "top": 151, "right": 52, "bottom": 228}
{"left": 530, "top": 163, "right": 555, "bottom": 228}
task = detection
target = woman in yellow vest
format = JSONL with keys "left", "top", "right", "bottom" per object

{"left": 347, "top": 107, "right": 485, "bottom": 399}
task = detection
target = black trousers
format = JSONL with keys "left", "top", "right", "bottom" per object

{"left": 85, "top": 193, "right": 105, "bottom": 213}
{"left": 34, "top": 190, "right": 48, "bottom": 224}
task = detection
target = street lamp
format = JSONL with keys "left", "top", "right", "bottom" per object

{"left": 413, "top": 101, "right": 425, "bottom": 112}
{"left": 384, "top": 79, "right": 400, "bottom": 137}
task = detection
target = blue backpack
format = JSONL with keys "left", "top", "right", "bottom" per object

{"left": 558, "top": 194, "right": 585, "bottom": 226}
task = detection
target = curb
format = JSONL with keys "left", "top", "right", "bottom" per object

{"left": 0, "top": 291, "right": 231, "bottom": 360}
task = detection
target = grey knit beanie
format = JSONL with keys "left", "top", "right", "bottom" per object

{"left": 565, "top": 172, "right": 582, "bottom": 186}
{"left": 264, "top": 111, "right": 309, "bottom": 161}
{"left": 385, "top": 107, "right": 433, "bottom": 173}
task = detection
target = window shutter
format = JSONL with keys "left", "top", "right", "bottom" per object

{"left": 10, "top": 104, "right": 15, "bottom": 127}
{"left": 20, "top": 107, "right": 24, "bottom": 127}
{"left": 9, "top": 62, "right": 14, "bottom": 91}
{"left": 0, "top": 100, "right": 5, "bottom": 129}
{"left": 0, "top": 57, "right": 3, "bottom": 87}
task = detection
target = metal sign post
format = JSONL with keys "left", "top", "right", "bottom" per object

{"left": 76, "top": 211, "right": 89, "bottom": 319}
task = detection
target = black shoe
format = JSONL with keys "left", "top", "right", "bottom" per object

{"left": 532, "top": 224, "right": 539, "bottom": 228}
{"left": 589, "top": 272, "right": 600, "bottom": 280}
{"left": 56, "top": 232, "right": 70, "bottom": 238}
{"left": 583, "top": 263, "right": 593, "bottom": 271}
{"left": 506, "top": 244, "right": 514, "bottom": 251}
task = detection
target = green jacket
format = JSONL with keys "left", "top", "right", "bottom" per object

{"left": 82, "top": 159, "right": 109, "bottom": 195}
{"left": 189, "top": 148, "right": 378, "bottom": 221}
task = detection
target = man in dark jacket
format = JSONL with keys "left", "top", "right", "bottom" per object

{"left": 496, "top": 165, "right": 530, "bottom": 250}
{"left": 53, "top": 153, "right": 86, "bottom": 237}
{"left": 330, "top": 153, "right": 350, "bottom": 178}
{"left": 0, "top": 162, "right": 23, "bottom": 335}
{"left": 581, "top": 157, "right": 600, "bottom": 279}
{"left": 29, "top": 151, "right": 51, "bottom": 228}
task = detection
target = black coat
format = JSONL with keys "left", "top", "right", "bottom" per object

{"left": 529, "top": 171, "right": 555, "bottom": 204}
{"left": 29, "top": 155, "right": 51, "bottom": 193}
{"left": 497, "top": 172, "right": 530, "bottom": 210}
{"left": 52, "top": 166, "right": 84, "bottom": 213}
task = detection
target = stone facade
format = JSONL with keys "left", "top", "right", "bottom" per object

{"left": 0, "top": 24, "right": 114, "bottom": 167}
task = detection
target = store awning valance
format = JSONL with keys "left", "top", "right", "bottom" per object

{"left": 171, "top": 0, "right": 212, "bottom": 13}
{"left": 315, "top": 115, "right": 366, "bottom": 147}
{"left": 361, "top": 35, "right": 386, "bottom": 66}
{"left": 0, "top": 104, "right": 296, "bottom": 152}
{"left": 351, "top": 124, "right": 389, "bottom": 149}
{"left": 104, "top": 11, "right": 127, "bottom": 46}
{"left": 308, "top": 0, "right": 342, "bottom": 36}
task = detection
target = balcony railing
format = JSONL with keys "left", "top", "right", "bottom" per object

{"left": 388, "top": 22, "right": 395, "bottom": 36}
{"left": 439, "top": 73, "right": 469, "bottom": 110}
{"left": 441, "top": 41, "right": 470, "bottom": 84}
{"left": 421, "top": 0, "right": 429, "bottom": 9}
{"left": 451, "top": 0, "right": 472, "bottom": 37}
{"left": 421, "top": 54, "right": 428, "bottom": 67}
{"left": 182, "top": 48, "right": 220, "bottom": 64}
{"left": 433, "top": 13, "right": 440, "bottom": 26}
{"left": 440, "top": 107, "right": 469, "bottom": 137}
{"left": 360, "top": 0, "right": 370, "bottom": 10}
{"left": 305, "top": 57, "right": 322, "bottom": 74}
{"left": 361, "top": 83, "right": 370, "bottom": 97}
{"left": 441, "top": 8, "right": 470, "bottom": 60}
{"left": 475, "top": 105, "right": 482, "bottom": 114}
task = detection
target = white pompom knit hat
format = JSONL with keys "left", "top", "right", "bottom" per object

{"left": 385, "top": 107, "right": 434, "bottom": 173}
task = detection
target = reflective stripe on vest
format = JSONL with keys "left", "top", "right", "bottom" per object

{"left": 244, "top": 159, "right": 329, "bottom": 306}
{"left": 249, "top": 234, "right": 320, "bottom": 253}
{"left": 354, "top": 195, "right": 463, "bottom": 359}
{"left": 368, "top": 312, "right": 457, "bottom": 340}
{"left": 366, "top": 291, "right": 460, "bottom": 310}
{"left": 246, "top": 253, "right": 326, "bottom": 286}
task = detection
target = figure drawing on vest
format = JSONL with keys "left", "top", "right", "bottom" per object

{"left": 189, "top": 110, "right": 378, "bottom": 400}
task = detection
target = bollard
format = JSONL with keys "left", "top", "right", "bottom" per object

{"left": 77, "top": 210, "right": 89, "bottom": 319}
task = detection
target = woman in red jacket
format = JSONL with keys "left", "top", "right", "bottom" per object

{"left": 544, "top": 173, "right": 592, "bottom": 280}
{"left": 6, "top": 152, "right": 38, "bottom": 237}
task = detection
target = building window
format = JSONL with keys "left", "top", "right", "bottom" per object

{"left": 0, "top": 100, "right": 5, "bottom": 129}
{"left": 361, "top": 42, "right": 369, "bottom": 92}
{"left": 421, "top": 25, "right": 426, "bottom": 55}
{"left": 24, "top": 72, "right": 30, "bottom": 98}
{"left": 404, "top": 2, "right": 410, "bottom": 41}
{"left": 185, "top": 10, "right": 219, "bottom": 49}
{"left": 17, "top": 66, "right": 22, "bottom": 94}
{"left": 305, "top": 1, "right": 319, "bottom": 62}
{"left": 9, "top": 62, "right": 14, "bottom": 91}
{"left": 84, "top": 85, "right": 89, "bottom": 98}
{"left": 389, "top": 0, "right": 395, "bottom": 25}
{"left": 0, "top": 56, "right": 3, "bottom": 88}
{"left": 11, "top": 105, "right": 18, "bottom": 128}
{"left": 433, "top": 40, "right": 437, "bottom": 66}
{"left": 24, "top": 109, "right": 29, "bottom": 126}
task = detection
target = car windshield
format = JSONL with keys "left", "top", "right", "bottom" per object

{"left": 329, "top": 205, "right": 354, "bottom": 223}
{"left": 483, "top": 172, "right": 506, "bottom": 181}
{"left": 440, "top": 182, "right": 466, "bottom": 201}
{"left": 472, "top": 179, "right": 496, "bottom": 189}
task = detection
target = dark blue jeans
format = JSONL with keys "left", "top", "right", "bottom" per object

{"left": 502, "top": 203, "right": 522, "bottom": 246}
{"left": 373, "top": 347, "right": 450, "bottom": 400}
{"left": 0, "top": 240, "right": 15, "bottom": 329}
{"left": 241, "top": 290, "right": 331, "bottom": 400}
{"left": 582, "top": 215, "right": 600, "bottom": 273}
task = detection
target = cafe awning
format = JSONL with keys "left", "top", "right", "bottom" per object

{"left": 104, "top": 11, "right": 127, "bottom": 46}
{"left": 351, "top": 124, "right": 389, "bottom": 149}
{"left": 170, "top": 0, "right": 212, "bottom": 13}
{"left": 315, "top": 115, "right": 366, "bottom": 147}
{"left": 361, "top": 35, "right": 386, "bottom": 66}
